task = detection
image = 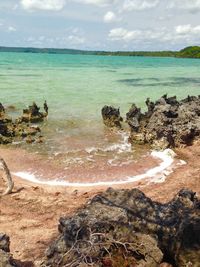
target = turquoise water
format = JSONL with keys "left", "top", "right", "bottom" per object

{"left": 1, "top": 52, "right": 200, "bottom": 121}
{"left": 1, "top": 52, "right": 199, "bottom": 182}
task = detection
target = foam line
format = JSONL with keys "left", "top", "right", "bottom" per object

{"left": 13, "top": 149, "right": 179, "bottom": 187}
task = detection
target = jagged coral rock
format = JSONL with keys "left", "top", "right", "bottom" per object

{"left": 101, "top": 106, "right": 123, "bottom": 129}
{"left": 19, "top": 102, "right": 47, "bottom": 123}
{"left": 44, "top": 188, "right": 200, "bottom": 266}
{"left": 0, "top": 234, "right": 15, "bottom": 267}
{"left": 0, "top": 102, "right": 44, "bottom": 144}
{"left": 127, "top": 95, "right": 200, "bottom": 149}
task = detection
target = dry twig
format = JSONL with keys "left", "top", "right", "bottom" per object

{"left": 0, "top": 157, "right": 14, "bottom": 195}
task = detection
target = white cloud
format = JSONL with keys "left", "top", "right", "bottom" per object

{"left": 104, "top": 11, "right": 117, "bottom": 23}
{"left": 8, "top": 26, "right": 16, "bottom": 32}
{"left": 169, "top": 0, "right": 200, "bottom": 12}
{"left": 64, "top": 27, "right": 86, "bottom": 45}
{"left": 68, "top": 35, "right": 85, "bottom": 44}
{"left": 73, "top": 0, "right": 116, "bottom": 6}
{"left": 123, "top": 0, "right": 159, "bottom": 11}
{"left": 20, "top": 0, "right": 116, "bottom": 10}
{"left": 175, "top": 24, "right": 200, "bottom": 35}
{"left": 109, "top": 27, "right": 141, "bottom": 41}
{"left": 108, "top": 24, "right": 200, "bottom": 46}
{"left": 21, "top": 0, "right": 66, "bottom": 11}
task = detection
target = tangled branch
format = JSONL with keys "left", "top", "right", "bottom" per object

{"left": 58, "top": 228, "right": 145, "bottom": 266}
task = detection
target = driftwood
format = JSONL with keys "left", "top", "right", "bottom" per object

{"left": 0, "top": 158, "right": 14, "bottom": 195}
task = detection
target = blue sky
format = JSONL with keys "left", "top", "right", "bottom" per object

{"left": 0, "top": 0, "right": 200, "bottom": 51}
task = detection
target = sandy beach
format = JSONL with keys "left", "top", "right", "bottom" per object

{"left": 1, "top": 2, "right": 200, "bottom": 265}
{"left": 1, "top": 141, "right": 200, "bottom": 266}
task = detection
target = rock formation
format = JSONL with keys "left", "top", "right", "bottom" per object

{"left": 0, "top": 102, "right": 45, "bottom": 145}
{"left": 18, "top": 102, "right": 47, "bottom": 123}
{"left": 0, "top": 233, "right": 16, "bottom": 267}
{"left": 43, "top": 188, "right": 200, "bottom": 267}
{"left": 126, "top": 95, "right": 200, "bottom": 149}
{"left": 101, "top": 106, "right": 123, "bottom": 129}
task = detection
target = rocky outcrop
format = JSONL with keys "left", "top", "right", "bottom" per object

{"left": 0, "top": 102, "right": 45, "bottom": 145}
{"left": 127, "top": 95, "right": 200, "bottom": 149}
{"left": 101, "top": 106, "right": 123, "bottom": 128}
{"left": 18, "top": 102, "right": 47, "bottom": 123}
{"left": 0, "top": 233, "right": 16, "bottom": 267}
{"left": 43, "top": 188, "right": 200, "bottom": 267}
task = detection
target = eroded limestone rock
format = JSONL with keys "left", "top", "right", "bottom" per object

{"left": 127, "top": 95, "right": 200, "bottom": 149}
{"left": 44, "top": 188, "right": 200, "bottom": 267}
{"left": 18, "top": 102, "right": 47, "bottom": 123}
{"left": 0, "top": 234, "right": 15, "bottom": 267}
{"left": 0, "top": 102, "right": 45, "bottom": 145}
{"left": 101, "top": 106, "right": 123, "bottom": 129}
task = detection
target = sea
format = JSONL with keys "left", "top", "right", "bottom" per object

{"left": 0, "top": 52, "right": 199, "bottom": 186}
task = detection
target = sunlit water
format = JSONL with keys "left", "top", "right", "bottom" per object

{"left": 0, "top": 52, "right": 199, "bottom": 183}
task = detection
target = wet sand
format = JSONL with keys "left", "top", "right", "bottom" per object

{"left": 0, "top": 142, "right": 200, "bottom": 266}
{"left": 0, "top": 145, "right": 171, "bottom": 185}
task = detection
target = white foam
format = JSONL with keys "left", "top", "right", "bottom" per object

{"left": 104, "top": 131, "right": 132, "bottom": 153}
{"left": 85, "top": 147, "right": 98, "bottom": 154}
{"left": 13, "top": 149, "right": 180, "bottom": 187}
{"left": 177, "top": 160, "right": 187, "bottom": 165}
{"left": 85, "top": 131, "right": 132, "bottom": 155}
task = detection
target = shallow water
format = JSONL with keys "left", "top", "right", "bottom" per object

{"left": 0, "top": 52, "right": 199, "bottom": 183}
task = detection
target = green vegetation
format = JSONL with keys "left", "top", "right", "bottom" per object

{"left": 0, "top": 46, "right": 93, "bottom": 55}
{"left": 0, "top": 45, "right": 200, "bottom": 58}
{"left": 95, "top": 50, "right": 176, "bottom": 57}
{"left": 176, "top": 46, "right": 200, "bottom": 58}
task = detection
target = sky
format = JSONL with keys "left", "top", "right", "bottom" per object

{"left": 0, "top": 0, "right": 200, "bottom": 51}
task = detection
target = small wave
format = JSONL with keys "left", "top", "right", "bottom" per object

{"left": 85, "top": 131, "right": 131, "bottom": 155}
{"left": 13, "top": 149, "right": 184, "bottom": 187}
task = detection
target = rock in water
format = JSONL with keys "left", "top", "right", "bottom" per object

{"left": 101, "top": 106, "right": 123, "bottom": 129}
{"left": 19, "top": 102, "right": 47, "bottom": 123}
{"left": 0, "top": 104, "right": 15, "bottom": 144}
{"left": 127, "top": 95, "right": 200, "bottom": 149}
{"left": 44, "top": 188, "right": 200, "bottom": 267}
{"left": 0, "top": 102, "right": 44, "bottom": 144}
{"left": 126, "top": 103, "right": 142, "bottom": 131}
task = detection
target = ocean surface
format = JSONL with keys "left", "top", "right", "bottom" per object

{"left": 0, "top": 52, "right": 199, "bottom": 184}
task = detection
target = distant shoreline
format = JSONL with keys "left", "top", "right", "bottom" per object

{"left": 0, "top": 45, "right": 200, "bottom": 58}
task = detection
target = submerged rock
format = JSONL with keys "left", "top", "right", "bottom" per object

{"left": 127, "top": 95, "right": 200, "bottom": 149}
{"left": 43, "top": 188, "right": 200, "bottom": 267}
{"left": 101, "top": 106, "right": 123, "bottom": 129}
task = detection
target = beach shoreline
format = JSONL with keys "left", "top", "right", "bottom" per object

{"left": 1, "top": 141, "right": 200, "bottom": 265}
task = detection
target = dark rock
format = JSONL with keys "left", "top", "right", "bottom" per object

{"left": 43, "top": 188, "right": 200, "bottom": 267}
{"left": 19, "top": 102, "right": 47, "bottom": 123}
{"left": 126, "top": 103, "right": 143, "bottom": 131}
{"left": 0, "top": 250, "right": 16, "bottom": 267}
{"left": 101, "top": 106, "right": 123, "bottom": 128}
{"left": 0, "top": 233, "right": 10, "bottom": 252}
{"left": 25, "top": 135, "right": 35, "bottom": 144}
{"left": 0, "top": 234, "right": 16, "bottom": 267}
{"left": 43, "top": 100, "right": 48, "bottom": 115}
{"left": 0, "top": 103, "right": 44, "bottom": 145}
{"left": 145, "top": 97, "right": 155, "bottom": 117}
{"left": 128, "top": 95, "right": 200, "bottom": 149}
{"left": 0, "top": 103, "right": 5, "bottom": 114}
{"left": 0, "top": 134, "right": 13, "bottom": 144}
